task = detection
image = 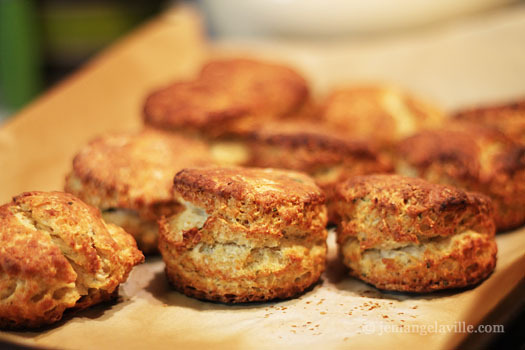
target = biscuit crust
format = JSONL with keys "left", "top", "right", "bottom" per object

{"left": 0, "top": 191, "right": 143, "bottom": 329}
{"left": 65, "top": 129, "right": 213, "bottom": 253}
{"left": 333, "top": 175, "right": 497, "bottom": 292}
{"left": 396, "top": 122, "right": 525, "bottom": 231}
{"left": 454, "top": 99, "right": 525, "bottom": 144}
{"left": 159, "top": 167, "right": 327, "bottom": 303}
{"left": 144, "top": 58, "right": 311, "bottom": 138}
{"left": 320, "top": 86, "right": 443, "bottom": 147}
{"left": 199, "top": 58, "right": 310, "bottom": 119}
{"left": 243, "top": 120, "right": 393, "bottom": 191}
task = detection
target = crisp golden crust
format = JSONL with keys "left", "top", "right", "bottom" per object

{"left": 65, "top": 129, "right": 213, "bottom": 253}
{"left": 143, "top": 58, "right": 311, "bottom": 138}
{"left": 238, "top": 120, "right": 394, "bottom": 222}
{"left": 199, "top": 58, "right": 310, "bottom": 119}
{"left": 454, "top": 99, "right": 525, "bottom": 144}
{"left": 243, "top": 120, "right": 393, "bottom": 190}
{"left": 143, "top": 80, "right": 250, "bottom": 137}
{"left": 174, "top": 167, "right": 326, "bottom": 235}
{"left": 159, "top": 167, "right": 327, "bottom": 303}
{"left": 0, "top": 191, "right": 143, "bottom": 329}
{"left": 396, "top": 122, "right": 525, "bottom": 231}
{"left": 333, "top": 174, "right": 497, "bottom": 292}
{"left": 320, "top": 85, "right": 443, "bottom": 147}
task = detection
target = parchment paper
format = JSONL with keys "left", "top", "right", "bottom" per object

{"left": 0, "top": 5, "right": 524, "bottom": 350}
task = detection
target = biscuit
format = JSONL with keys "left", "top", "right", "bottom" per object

{"left": 332, "top": 174, "right": 497, "bottom": 292}
{"left": 143, "top": 80, "right": 250, "bottom": 138}
{"left": 0, "top": 191, "right": 143, "bottom": 329}
{"left": 454, "top": 99, "right": 525, "bottom": 144}
{"left": 227, "top": 120, "right": 393, "bottom": 220}
{"left": 395, "top": 122, "right": 525, "bottom": 231}
{"left": 320, "top": 85, "right": 443, "bottom": 147}
{"left": 243, "top": 120, "right": 393, "bottom": 188}
{"left": 144, "top": 58, "right": 311, "bottom": 138}
{"left": 65, "top": 129, "right": 214, "bottom": 253}
{"left": 159, "top": 167, "right": 327, "bottom": 303}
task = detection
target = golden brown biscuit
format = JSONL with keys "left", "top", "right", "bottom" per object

{"left": 159, "top": 167, "right": 327, "bottom": 303}
{"left": 395, "top": 122, "right": 525, "bottom": 231}
{"left": 199, "top": 58, "right": 310, "bottom": 118}
{"left": 0, "top": 191, "right": 143, "bottom": 329}
{"left": 320, "top": 85, "right": 443, "bottom": 147}
{"left": 144, "top": 58, "right": 311, "bottom": 138}
{"left": 332, "top": 174, "right": 497, "bottom": 292}
{"left": 454, "top": 99, "right": 525, "bottom": 144}
{"left": 143, "top": 80, "right": 250, "bottom": 138}
{"left": 243, "top": 120, "right": 393, "bottom": 189}
{"left": 220, "top": 120, "right": 393, "bottom": 220}
{"left": 65, "top": 129, "right": 214, "bottom": 253}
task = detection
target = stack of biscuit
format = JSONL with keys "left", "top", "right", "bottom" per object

{"left": 3, "top": 56, "right": 521, "bottom": 330}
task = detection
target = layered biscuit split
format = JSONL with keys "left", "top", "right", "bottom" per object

{"left": 332, "top": 174, "right": 497, "bottom": 292}
{"left": 159, "top": 167, "right": 328, "bottom": 303}
{"left": 0, "top": 191, "right": 143, "bottom": 329}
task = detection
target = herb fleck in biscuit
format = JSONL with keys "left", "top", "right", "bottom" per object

{"left": 159, "top": 167, "right": 327, "bottom": 303}
{"left": 396, "top": 122, "right": 525, "bottom": 231}
{"left": 65, "top": 129, "right": 214, "bottom": 253}
{"left": 0, "top": 191, "right": 143, "bottom": 329}
{"left": 332, "top": 175, "right": 497, "bottom": 292}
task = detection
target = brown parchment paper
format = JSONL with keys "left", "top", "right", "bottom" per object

{"left": 0, "top": 5, "right": 524, "bottom": 350}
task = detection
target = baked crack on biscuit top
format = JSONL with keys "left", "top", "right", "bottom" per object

{"left": 332, "top": 175, "right": 497, "bottom": 293}
{"left": 143, "top": 58, "right": 311, "bottom": 138}
{"left": 65, "top": 129, "right": 214, "bottom": 254}
{"left": 159, "top": 167, "right": 328, "bottom": 303}
{"left": 320, "top": 85, "right": 443, "bottom": 148}
{"left": 0, "top": 191, "right": 143, "bottom": 329}
{"left": 396, "top": 122, "right": 525, "bottom": 231}
{"left": 454, "top": 98, "right": 525, "bottom": 144}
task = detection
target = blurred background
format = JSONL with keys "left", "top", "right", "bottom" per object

{"left": 1, "top": 0, "right": 524, "bottom": 121}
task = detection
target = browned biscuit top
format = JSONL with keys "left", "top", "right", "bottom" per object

{"left": 334, "top": 174, "right": 495, "bottom": 245}
{"left": 454, "top": 99, "right": 525, "bottom": 143}
{"left": 67, "top": 129, "right": 213, "bottom": 215}
{"left": 143, "top": 80, "right": 250, "bottom": 133}
{"left": 243, "top": 120, "right": 393, "bottom": 176}
{"left": 144, "top": 58, "right": 310, "bottom": 137}
{"left": 174, "top": 167, "right": 324, "bottom": 208}
{"left": 199, "top": 58, "right": 310, "bottom": 117}
{"left": 397, "top": 122, "right": 525, "bottom": 181}
{"left": 247, "top": 120, "right": 378, "bottom": 157}
{"left": 320, "top": 85, "right": 443, "bottom": 145}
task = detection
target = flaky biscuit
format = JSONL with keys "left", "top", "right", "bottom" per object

{"left": 332, "top": 175, "right": 497, "bottom": 292}
{"left": 144, "top": 58, "right": 311, "bottom": 138}
{"left": 320, "top": 85, "right": 443, "bottom": 147}
{"left": 243, "top": 120, "right": 393, "bottom": 189}
{"left": 159, "top": 167, "right": 327, "bottom": 303}
{"left": 454, "top": 99, "right": 525, "bottom": 144}
{"left": 396, "top": 122, "right": 525, "bottom": 231}
{"left": 0, "top": 191, "right": 143, "bottom": 329}
{"left": 65, "top": 129, "right": 214, "bottom": 253}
